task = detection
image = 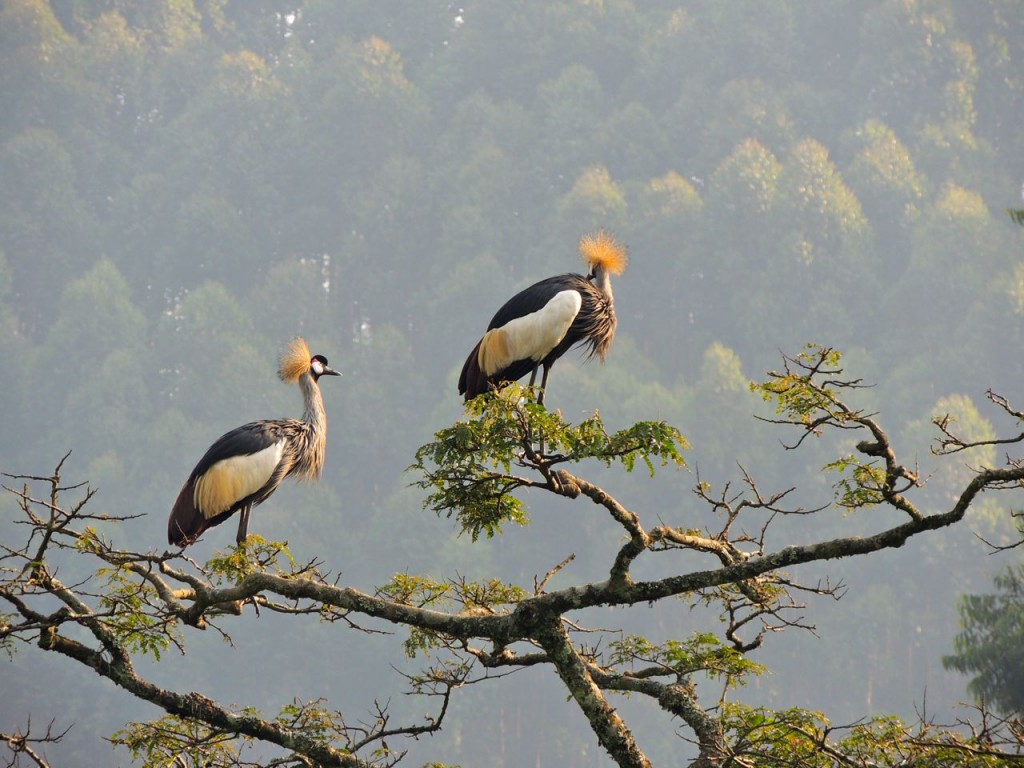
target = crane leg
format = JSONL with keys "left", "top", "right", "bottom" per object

{"left": 533, "top": 363, "right": 555, "bottom": 457}
{"left": 538, "top": 363, "right": 552, "bottom": 406}
{"left": 236, "top": 505, "right": 251, "bottom": 545}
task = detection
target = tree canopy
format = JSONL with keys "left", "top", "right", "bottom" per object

{"left": 3, "top": 352, "right": 1024, "bottom": 766}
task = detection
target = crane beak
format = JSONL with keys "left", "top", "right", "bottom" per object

{"left": 322, "top": 366, "right": 342, "bottom": 377}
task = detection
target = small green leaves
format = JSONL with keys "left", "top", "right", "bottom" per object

{"left": 206, "top": 536, "right": 296, "bottom": 585}
{"left": 112, "top": 715, "right": 245, "bottom": 767}
{"left": 605, "top": 419, "right": 689, "bottom": 475}
{"left": 752, "top": 344, "right": 846, "bottom": 424}
{"left": 609, "top": 633, "right": 765, "bottom": 687}
{"left": 410, "top": 384, "right": 687, "bottom": 539}
{"left": 0, "top": 615, "right": 13, "bottom": 659}
{"left": 720, "top": 704, "right": 1010, "bottom": 767}
{"left": 721, "top": 704, "right": 832, "bottom": 764}
{"left": 458, "top": 577, "right": 527, "bottom": 610}
{"left": 97, "top": 565, "right": 176, "bottom": 660}
{"left": 275, "top": 698, "right": 336, "bottom": 742}
{"left": 825, "top": 455, "right": 887, "bottom": 510}
{"left": 410, "top": 388, "right": 535, "bottom": 540}
{"left": 378, "top": 572, "right": 525, "bottom": 658}
{"left": 377, "top": 572, "right": 452, "bottom": 607}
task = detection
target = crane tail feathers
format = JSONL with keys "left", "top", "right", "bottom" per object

{"left": 459, "top": 339, "right": 489, "bottom": 401}
{"left": 168, "top": 479, "right": 207, "bottom": 547}
{"left": 169, "top": 480, "right": 241, "bottom": 546}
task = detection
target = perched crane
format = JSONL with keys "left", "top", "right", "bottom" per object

{"left": 458, "top": 230, "right": 628, "bottom": 405}
{"left": 168, "top": 337, "right": 341, "bottom": 548}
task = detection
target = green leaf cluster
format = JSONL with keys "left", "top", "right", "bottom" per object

{"left": 111, "top": 715, "right": 245, "bottom": 768}
{"left": 377, "top": 572, "right": 452, "bottom": 608}
{"left": 609, "top": 632, "right": 766, "bottom": 688}
{"left": 96, "top": 564, "right": 175, "bottom": 660}
{"left": 751, "top": 345, "right": 848, "bottom": 426}
{"left": 0, "top": 613, "right": 15, "bottom": 659}
{"left": 204, "top": 536, "right": 296, "bottom": 586}
{"left": 411, "top": 385, "right": 686, "bottom": 540}
{"left": 409, "top": 390, "right": 536, "bottom": 541}
{"left": 721, "top": 704, "right": 1016, "bottom": 767}
{"left": 275, "top": 698, "right": 338, "bottom": 743}
{"left": 378, "top": 572, "right": 525, "bottom": 658}
{"left": 823, "top": 455, "right": 887, "bottom": 511}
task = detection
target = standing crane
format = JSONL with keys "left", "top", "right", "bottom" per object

{"left": 168, "top": 337, "right": 341, "bottom": 548}
{"left": 458, "top": 230, "right": 628, "bottom": 405}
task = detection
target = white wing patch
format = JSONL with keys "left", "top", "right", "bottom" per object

{"left": 194, "top": 441, "right": 285, "bottom": 519}
{"left": 478, "top": 290, "right": 582, "bottom": 375}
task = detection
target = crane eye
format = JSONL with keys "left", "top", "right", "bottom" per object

{"left": 310, "top": 358, "right": 324, "bottom": 376}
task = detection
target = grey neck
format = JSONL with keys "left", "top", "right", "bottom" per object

{"left": 300, "top": 373, "right": 327, "bottom": 430}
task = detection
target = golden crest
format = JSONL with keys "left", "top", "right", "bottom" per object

{"left": 278, "top": 337, "right": 312, "bottom": 382}
{"left": 579, "top": 230, "right": 628, "bottom": 275}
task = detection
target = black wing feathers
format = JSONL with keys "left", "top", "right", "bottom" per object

{"left": 167, "top": 421, "right": 288, "bottom": 546}
{"left": 459, "top": 273, "right": 592, "bottom": 400}
{"left": 186, "top": 421, "right": 286, "bottom": 480}
{"left": 484, "top": 274, "right": 584, "bottom": 329}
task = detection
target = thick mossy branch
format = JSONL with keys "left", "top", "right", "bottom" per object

{"left": 377, "top": 573, "right": 526, "bottom": 659}
{"left": 411, "top": 384, "right": 687, "bottom": 540}
{"left": 533, "top": 616, "right": 652, "bottom": 768}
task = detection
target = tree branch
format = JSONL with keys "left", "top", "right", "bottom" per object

{"left": 528, "top": 616, "right": 651, "bottom": 768}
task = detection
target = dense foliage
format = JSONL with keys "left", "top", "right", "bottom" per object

{"left": 2, "top": 1, "right": 1023, "bottom": 765}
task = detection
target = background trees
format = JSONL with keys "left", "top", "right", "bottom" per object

{"left": 945, "top": 563, "right": 1024, "bottom": 717}
{"left": 1, "top": 1, "right": 1023, "bottom": 765}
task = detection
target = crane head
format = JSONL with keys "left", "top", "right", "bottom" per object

{"left": 579, "top": 229, "right": 628, "bottom": 278}
{"left": 279, "top": 337, "right": 341, "bottom": 383}
{"left": 310, "top": 354, "right": 341, "bottom": 380}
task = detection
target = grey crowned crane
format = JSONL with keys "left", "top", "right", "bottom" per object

{"left": 168, "top": 337, "right": 340, "bottom": 548}
{"left": 458, "top": 230, "right": 628, "bottom": 405}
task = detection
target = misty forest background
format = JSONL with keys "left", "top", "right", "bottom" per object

{"left": 2, "top": 1, "right": 1024, "bottom": 765}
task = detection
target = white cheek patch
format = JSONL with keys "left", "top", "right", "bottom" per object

{"left": 478, "top": 290, "right": 582, "bottom": 375}
{"left": 194, "top": 441, "right": 285, "bottom": 519}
